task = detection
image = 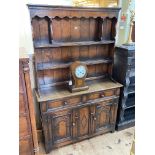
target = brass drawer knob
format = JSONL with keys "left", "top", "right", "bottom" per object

{"left": 72, "top": 123, "right": 76, "bottom": 126}
{"left": 94, "top": 117, "right": 97, "bottom": 121}
{"left": 64, "top": 101, "right": 68, "bottom": 105}
{"left": 101, "top": 94, "right": 105, "bottom": 97}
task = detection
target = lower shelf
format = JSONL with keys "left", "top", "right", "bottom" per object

{"left": 116, "top": 119, "right": 135, "bottom": 131}
{"left": 124, "top": 104, "right": 135, "bottom": 109}
{"left": 124, "top": 107, "right": 135, "bottom": 121}
{"left": 124, "top": 93, "right": 135, "bottom": 108}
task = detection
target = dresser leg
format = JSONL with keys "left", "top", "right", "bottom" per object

{"left": 111, "top": 128, "right": 115, "bottom": 133}
{"left": 45, "top": 143, "right": 52, "bottom": 154}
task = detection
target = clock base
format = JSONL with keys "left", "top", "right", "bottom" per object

{"left": 70, "top": 85, "right": 89, "bottom": 93}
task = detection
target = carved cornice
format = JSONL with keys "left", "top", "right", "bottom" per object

{"left": 28, "top": 4, "right": 120, "bottom": 20}
{"left": 31, "top": 15, "right": 118, "bottom": 20}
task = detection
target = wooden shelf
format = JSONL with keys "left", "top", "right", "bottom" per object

{"left": 34, "top": 40, "right": 115, "bottom": 48}
{"left": 35, "top": 79, "right": 123, "bottom": 102}
{"left": 125, "top": 104, "right": 135, "bottom": 110}
{"left": 127, "top": 90, "right": 135, "bottom": 95}
{"left": 37, "top": 57, "right": 112, "bottom": 70}
{"left": 39, "top": 74, "right": 109, "bottom": 89}
{"left": 117, "top": 119, "right": 135, "bottom": 131}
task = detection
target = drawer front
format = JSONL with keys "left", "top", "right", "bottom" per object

{"left": 88, "top": 89, "right": 115, "bottom": 100}
{"left": 47, "top": 96, "right": 81, "bottom": 110}
{"left": 42, "top": 89, "right": 119, "bottom": 112}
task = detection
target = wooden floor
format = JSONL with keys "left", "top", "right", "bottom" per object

{"left": 39, "top": 127, "right": 134, "bottom": 155}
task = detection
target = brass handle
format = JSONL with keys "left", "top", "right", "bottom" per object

{"left": 91, "top": 112, "right": 94, "bottom": 115}
{"left": 101, "top": 94, "right": 105, "bottom": 97}
{"left": 72, "top": 122, "right": 76, "bottom": 126}
{"left": 64, "top": 101, "right": 68, "bottom": 105}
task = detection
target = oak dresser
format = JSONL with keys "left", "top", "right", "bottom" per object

{"left": 28, "top": 5, "right": 122, "bottom": 153}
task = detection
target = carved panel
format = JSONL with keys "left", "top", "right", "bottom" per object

{"left": 51, "top": 110, "right": 72, "bottom": 144}
{"left": 95, "top": 101, "right": 111, "bottom": 131}
{"left": 76, "top": 106, "right": 90, "bottom": 137}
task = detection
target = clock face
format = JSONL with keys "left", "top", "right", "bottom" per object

{"left": 75, "top": 65, "right": 86, "bottom": 78}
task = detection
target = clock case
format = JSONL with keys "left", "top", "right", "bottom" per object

{"left": 69, "top": 61, "right": 89, "bottom": 93}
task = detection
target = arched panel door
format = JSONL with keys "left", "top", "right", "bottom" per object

{"left": 50, "top": 109, "right": 72, "bottom": 145}
{"left": 94, "top": 98, "right": 118, "bottom": 133}
{"left": 72, "top": 105, "right": 91, "bottom": 140}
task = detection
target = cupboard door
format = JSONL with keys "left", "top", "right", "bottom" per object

{"left": 73, "top": 106, "right": 90, "bottom": 139}
{"left": 51, "top": 109, "right": 72, "bottom": 145}
{"left": 94, "top": 99, "right": 118, "bottom": 133}
{"left": 109, "top": 98, "right": 119, "bottom": 126}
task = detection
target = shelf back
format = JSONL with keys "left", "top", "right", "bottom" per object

{"left": 28, "top": 5, "right": 120, "bottom": 90}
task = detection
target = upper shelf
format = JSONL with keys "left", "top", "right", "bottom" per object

{"left": 36, "top": 57, "right": 112, "bottom": 70}
{"left": 34, "top": 40, "right": 115, "bottom": 49}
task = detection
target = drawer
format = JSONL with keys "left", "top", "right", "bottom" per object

{"left": 47, "top": 96, "right": 81, "bottom": 110}
{"left": 42, "top": 89, "right": 120, "bottom": 112}
{"left": 88, "top": 89, "right": 115, "bottom": 100}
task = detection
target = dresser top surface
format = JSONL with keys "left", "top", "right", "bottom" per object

{"left": 35, "top": 79, "right": 122, "bottom": 102}
{"left": 28, "top": 4, "right": 121, "bottom": 11}
{"left": 116, "top": 44, "right": 135, "bottom": 51}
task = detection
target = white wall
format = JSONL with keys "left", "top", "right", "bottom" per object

{"left": 116, "top": 0, "right": 135, "bottom": 45}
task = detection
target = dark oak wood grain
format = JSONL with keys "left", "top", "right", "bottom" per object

{"left": 28, "top": 5, "right": 121, "bottom": 153}
{"left": 19, "top": 58, "right": 39, "bottom": 155}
